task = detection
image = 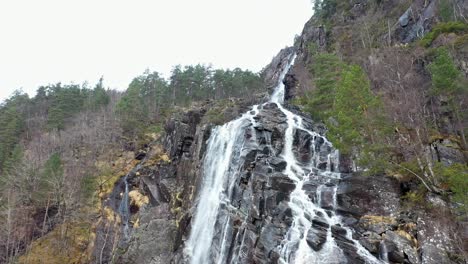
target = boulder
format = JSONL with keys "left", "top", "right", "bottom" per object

{"left": 384, "top": 230, "right": 419, "bottom": 264}
{"left": 268, "top": 173, "right": 296, "bottom": 193}
{"left": 430, "top": 139, "right": 465, "bottom": 165}
{"left": 306, "top": 227, "right": 327, "bottom": 251}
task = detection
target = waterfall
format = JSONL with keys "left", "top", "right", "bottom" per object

{"left": 185, "top": 52, "right": 383, "bottom": 264}
{"left": 270, "top": 54, "right": 296, "bottom": 104}
{"left": 119, "top": 175, "right": 131, "bottom": 240}
{"left": 271, "top": 56, "right": 381, "bottom": 264}
{"left": 185, "top": 105, "right": 260, "bottom": 264}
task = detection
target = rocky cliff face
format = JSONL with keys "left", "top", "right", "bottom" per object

{"left": 102, "top": 1, "right": 467, "bottom": 263}
{"left": 104, "top": 57, "right": 465, "bottom": 264}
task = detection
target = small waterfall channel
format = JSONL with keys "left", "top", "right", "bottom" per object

{"left": 110, "top": 162, "right": 144, "bottom": 243}
{"left": 185, "top": 53, "right": 385, "bottom": 264}
{"left": 118, "top": 175, "right": 131, "bottom": 240}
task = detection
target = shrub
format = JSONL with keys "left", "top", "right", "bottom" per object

{"left": 205, "top": 108, "right": 225, "bottom": 125}
{"left": 295, "top": 53, "right": 345, "bottom": 120}
{"left": 434, "top": 162, "right": 468, "bottom": 213}
{"left": 419, "top": 22, "right": 468, "bottom": 47}
{"left": 427, "top": 48, "right": 460, "bottom": 95}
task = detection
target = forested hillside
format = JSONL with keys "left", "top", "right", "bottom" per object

{"left": 0, "top": 65, "right": 264, "bottom": 263}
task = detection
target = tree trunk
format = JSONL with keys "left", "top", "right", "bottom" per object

{"left": 42, "top": 196, "right": 51, "bottom": 236}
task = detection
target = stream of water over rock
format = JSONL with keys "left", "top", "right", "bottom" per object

{"left": 185, "top": 53, "right": 384, "bottom": 264}
{"left": 119, "top": 175, "right": 131, "bottom": 240}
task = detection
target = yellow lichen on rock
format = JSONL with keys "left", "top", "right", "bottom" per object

{"left": 103, "top": 206, "right": 117, "bottom": 222}
{"left": 361, "top": 215, "right": 397, "bottom": 225}
{"left": 399, "top": 222, "right": 417, "bottom": 231}
{"left": 129, "top": 190, "right": 149, "bottom": 208}
{"left": 159, "top": 153, "right": 171, "bottom": 163}
{"left": 386, "top": 169, "right": 406, "bottom": 181}
{"left": 189, "top": 185, "right": 195, "bottom": 201}
{"left": 145, "top": 145, "right": 172, "bottom": 166}
{"left": 132, "top": 218, "right": 140, "bottom": 229}
{"left": 396, "top": 229, "right": 418, "bottom": 247}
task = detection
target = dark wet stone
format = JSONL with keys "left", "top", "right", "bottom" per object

{"left": 306, "top": 228, "right": 327, "bottom": 251}
{"left": 268, "top": 157, "right": 287, "bottom": 172}
{"left": 317, "top": 161, "right": 327, "bottom": 170}
{"left": 254, "top": 223, "right": 286, "bottom": 263}
{"left": 312, "top": 218, "right": 330, "bottom": 229}
{"left": 268, "top": 173, "right": 296, "bottom": 193}
{"left": 331, "top": 225, "right": 348, "bottom": 237}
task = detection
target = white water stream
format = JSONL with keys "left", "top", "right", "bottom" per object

{"left": 119, "top": 175, "right": 131, "bottom": 240}
{"left": 185, "top": 105, "right": 260, "bottom": 264}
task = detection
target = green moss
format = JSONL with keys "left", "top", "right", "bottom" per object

{"left": 146, "top": 124, "right": 163, "bottom": 134}
{"left": 401, "top": 189, "right": 427, "bottom": 208}
{"left": 81, "top": 174, "right": 98, "bottom": 205}
{"left": 203, "top": 99, "right": 236, "bottom": 125}
{"left": 419, "top": 22, "right": 468, "bottom": 47}
{"left": 438, "top": 0, "right": 454, "bottom": 22}
{"left": 454, "top": 34, "right": 468, "bottom": 50}
{"left": 205, "top": 108, "right": 225, "bottom": 125}
{"left": 307, "top": 42, "right": 319, "bottom": 56}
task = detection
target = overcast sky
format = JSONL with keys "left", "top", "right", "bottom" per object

{"left": 0, "top": 0, "right": 312, "bottom": 102}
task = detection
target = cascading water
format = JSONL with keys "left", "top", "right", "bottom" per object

{"left": 185, "top": 105, "right": 260, "bottom": 264}
{"left": 117, "top": 163, "right": 143, "bottom": 241}
{"left": 185, "top": 52, "right": 384, "bottom": 264}
{"left": 118, "top": 175, "right": 131, "bottom": 240}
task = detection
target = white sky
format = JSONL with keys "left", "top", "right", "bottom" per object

{"left": 0, "top": 0, "right": 312, "bottom": 102}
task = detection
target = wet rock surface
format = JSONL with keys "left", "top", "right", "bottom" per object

{"left": 119, "top": 205, "right": 176, "bottom": 264}
{"left": 396, "top": 0, "right": 437, "bottom": 43}
{"left": 430, "top": 138, "right": 466, "bottom": 165}
{"left": 105, "top": 41, "right": 466, "bottom": 262}
{"left": 109, "top": 99, "right": 466, "bottom": 263}
{"left": 262, "top": 47, "right": 296, "bottom": 94}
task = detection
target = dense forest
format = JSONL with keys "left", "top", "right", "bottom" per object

{"left": 0, "top": 65, "right": 264, "bottom": 263}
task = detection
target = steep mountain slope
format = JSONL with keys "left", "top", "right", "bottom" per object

{"left": 2, "top": 0, "right": 467, "bottom": 263}
{"left": 104, "top": 1, "right": 467, "bottom": 263}
{"left": 109, "top": 46, "right": 465, "bottom": 264}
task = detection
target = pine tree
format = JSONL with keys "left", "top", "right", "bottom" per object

{"left": 88, "top": 77, "right": 110, "bottom": 110}
{"left": 0, "top": 91, "right": 28, "bottom": 173}
{"left": 40, "top": 153, "right": 64, "bottom": 208}
{"left": 428, "top": 48, "right": 467, "bottom": 149}
{"left": 116, "top": 79, "right": 148, "bottom": 136}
